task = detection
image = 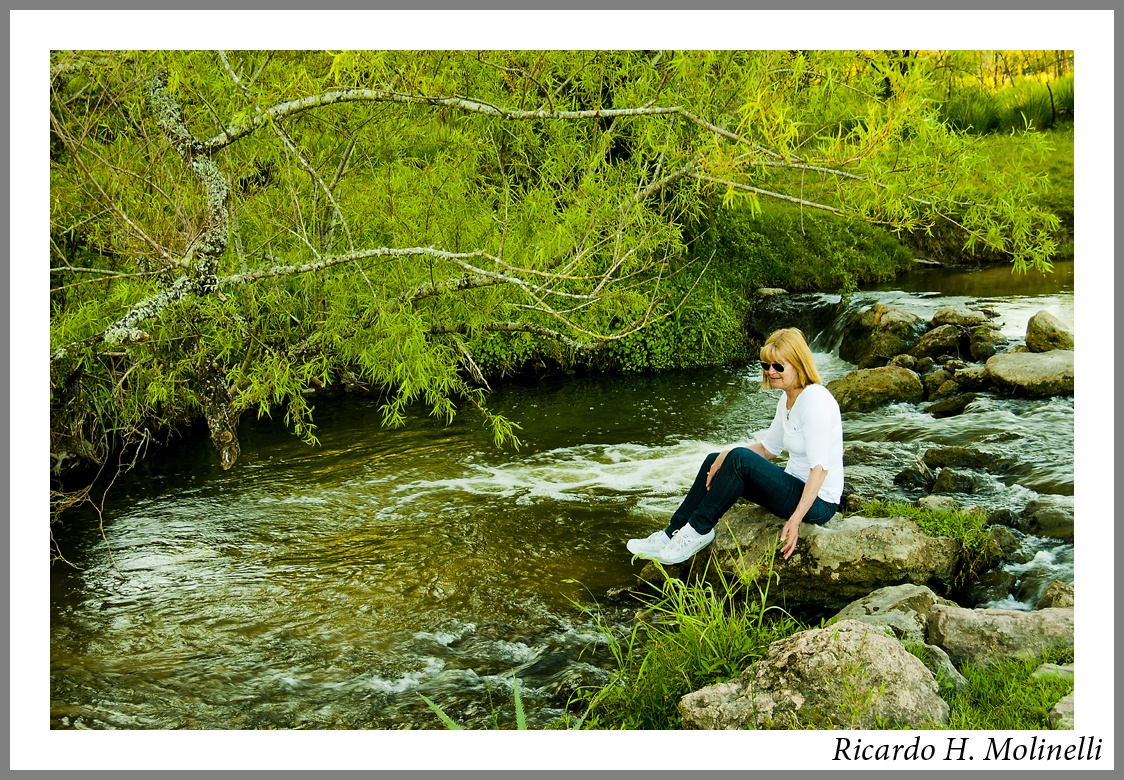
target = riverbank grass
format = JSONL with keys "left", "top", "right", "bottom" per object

{"left": 934, "top": 647, "right": 1074, "bottom": 730}
{"left": 566, "top": 519, "right": 1069, "bottom": 731}
{"left": 571, "top": 545, "right": 805, "bottom": 729}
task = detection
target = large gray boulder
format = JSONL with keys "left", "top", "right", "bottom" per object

{"left": 826, "top": 366, "right": 925, "bottom": 412}
{"left": 925, "top": 604, "right": 1075, "bottom": 668}
{"left": 839, "top": 304, "right": 926, "bottom": 368}
{"left": 986, "top": 350, "right": 1074, "bottom": 396}
{"left": 679, "top": 619, "right": 949, "bottom": 729}
{"left": 640, "top": 505, "right": 962, "bottom": 610}
{"left": 830, "top": 583, "right": 955, "bottom": 645}
{"left": 1025, "top": 310, "right": 1075, "bottom": 353}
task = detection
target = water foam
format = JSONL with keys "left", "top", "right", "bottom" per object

{"left": 364, "top": 656, "right": 447, "bottom": 694}
{"left": 388, "top": 438, "right": 761, "bottom": 507}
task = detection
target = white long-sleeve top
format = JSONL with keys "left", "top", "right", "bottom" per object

{"left": 761, "top": 382, "right": 845, "bottom": 504}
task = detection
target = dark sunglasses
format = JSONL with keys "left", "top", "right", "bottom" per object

{"left": 760, "top": 361, "right": 786, "bottom": 373}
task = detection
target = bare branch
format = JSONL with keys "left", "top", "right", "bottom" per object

{"left": 200, "top": 88, "right": 687, "bottom": 152}
{"left": 678, "top": 110, "right": 788, "bottom": 161}
{"left": 632, "top": 158, "right": 703, "bottom": 206}
{"left": 221, "top": 246, "right": 499, "bottom": 285}
{"left": 394, "top": 273, "right": 508, "bottom": 307}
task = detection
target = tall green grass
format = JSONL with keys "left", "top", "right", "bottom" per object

{"left": 941, "top": 647, "right": 1074, "bottom": 730}
{"left": 419, "top": 676, "right": 528, "bottom": 730}
{"left": 569, "top": 542, "right": 806, "bottom": 729}
{"left": 938, "top": 76, "right": 1074, "bottom": 134}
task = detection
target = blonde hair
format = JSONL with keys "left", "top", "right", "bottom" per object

{"left": 760, "top": 327, "right": 821, "bottom": 389}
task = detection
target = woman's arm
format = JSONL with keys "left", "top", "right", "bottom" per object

{"left": 779, "top": 465, "right": 828, "bottom": 560}
{"left": 748, "top": 442, "right": 776, "bottom": 461}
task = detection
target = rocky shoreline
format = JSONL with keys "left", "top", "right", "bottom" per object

{"left": 632, "top": 298, "right": 1076, "bottom": 730}
{"left": 635, "top": 505, "right": 1075, "bottom": 730}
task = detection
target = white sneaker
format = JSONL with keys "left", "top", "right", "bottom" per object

{"left": 653, "top": 525, "right": 716, "bottom": 565}
{"left": 626, "top": 529, "right": 671, "bottom": 557}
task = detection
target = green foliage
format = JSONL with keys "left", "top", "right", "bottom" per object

{"left": 938, "top": 76, "right": 1074, "bottom": 135}
{"left": 600, "top": 279, "right": 748, "bottom": 374}
{"left": 593, "top": 201, "right": 913, "bottom": 374}
{"left": 571, "top": 541, "right": 804, "bottom": 729}
{"left": 49, "top": 49, "right": 1067, "bottom": 495}
{"left": 690, "top": 201, "right": 914, "bottom": 292}
{"left": 418, "top": 693, "right": 465, "bottom": 730}
{"left": 419, "top": 676, "right": 528, "bottom": 730}
{"left": 975, "top": 124, "right": 1073, "bottom": 242}
{"left": 941, "top": 647, "right": 1074, "bottom": 730}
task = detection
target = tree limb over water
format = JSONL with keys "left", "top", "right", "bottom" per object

{"left": 49, "top": 50, "right": 1061, "bottom": 492}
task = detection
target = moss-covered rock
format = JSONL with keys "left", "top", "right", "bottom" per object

{"left": 838, "top": 304, "right": 926, "bottom": 368}
{"left": 826, "top": 366, "right": 924, "bottom": 412}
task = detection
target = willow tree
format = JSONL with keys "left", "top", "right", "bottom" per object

{"left": 49, "top": 50, "right": 1059, "bottom": 514}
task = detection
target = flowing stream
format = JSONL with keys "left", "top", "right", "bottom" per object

{"left": 50, "top": 262, "right": 1075, "bottom": 730}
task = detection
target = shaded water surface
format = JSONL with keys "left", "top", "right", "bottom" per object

{"left": 50, "top": 263, "right": 1075, "bottom": 730}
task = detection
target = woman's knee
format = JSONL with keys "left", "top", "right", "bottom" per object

{"left": 724, "top": 446, "right": 766, "bottom": 472}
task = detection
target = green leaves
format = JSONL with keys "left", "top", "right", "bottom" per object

{"left": 418, "top": 694, "right": 464, "bottom": 730}
{"left": 51, "top": 49, "right": 1068, "bottom": 479}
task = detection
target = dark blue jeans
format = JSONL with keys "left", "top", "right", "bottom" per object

{"left": 665, "top": 447, "right": 839, "bottom": 536}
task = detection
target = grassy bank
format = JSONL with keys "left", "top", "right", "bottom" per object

{"left": 470, "top": 202, "right": 915, "bottom": 379}
{"left": 469, "top": 124, "right": 1074, "bottom": 380}
{"left": 903, "top": 123, "right": 1074, "bottom": 264}
{"left": 568, "top": 551, "right": 803, "bottom": 730}
{"left": 937, "top": 76, "right": 1074, "bottom": 136}
{"left": 568, "top": 573, "right": 1072, "bottom": 731}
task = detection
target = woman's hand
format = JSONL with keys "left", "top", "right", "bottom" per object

{"left": 705, "top": 449, "right": 730, "bottom": 489}
{"left": 779, "top": 516, "right": 801, "bottom": 560}
{"left": 779, "top": 465, "right": 828, "bottom": 560}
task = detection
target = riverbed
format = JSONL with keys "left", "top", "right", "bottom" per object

{"left": 46, "top": 262, "right": 1081, "bottom": 732}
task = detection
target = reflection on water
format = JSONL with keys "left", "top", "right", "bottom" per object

{"left": 871, "top": 260, "right": 1073, "bottom": 298}
{"left": 50, "top": 266, "right": 1075, "bottom": 730}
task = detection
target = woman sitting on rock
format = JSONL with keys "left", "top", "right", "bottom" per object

{"left": 627, "top": 327, "right": 844, "bottom": 564}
